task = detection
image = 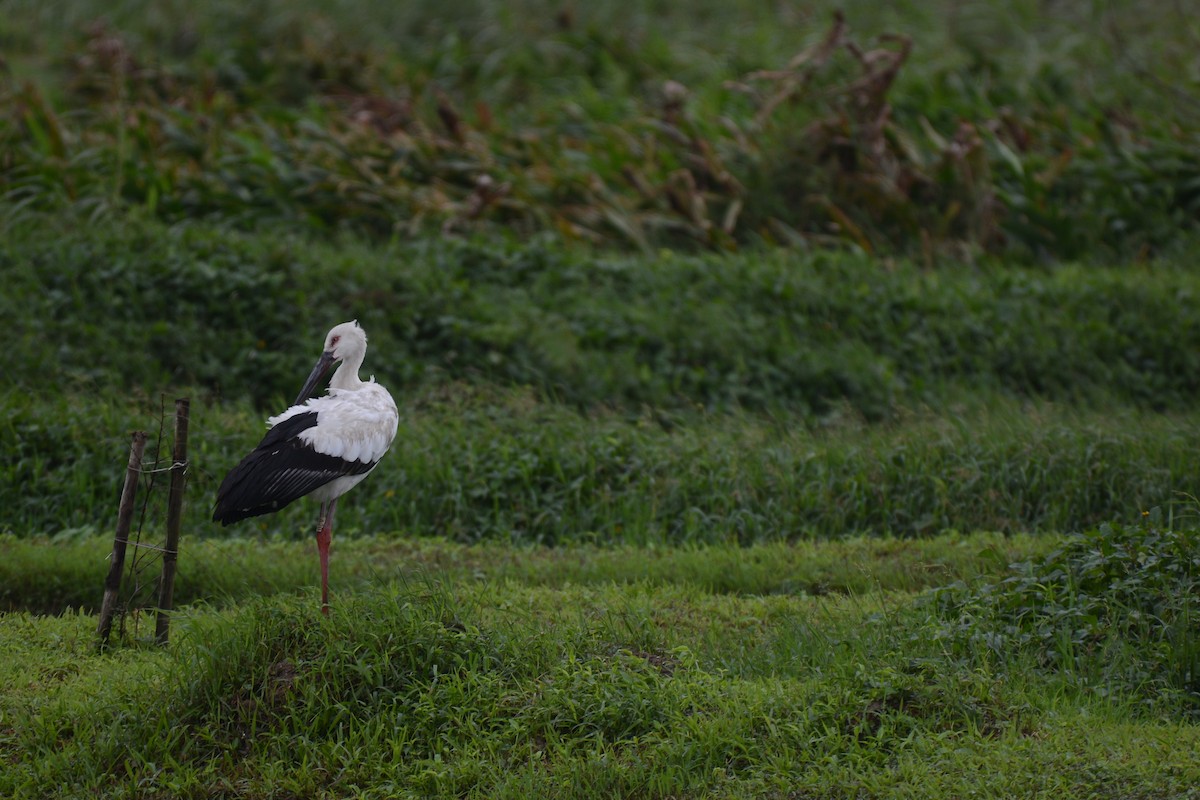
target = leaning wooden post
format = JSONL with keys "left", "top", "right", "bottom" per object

{"left": 97, "top": 430, "right": 148, "bottom": 648}
{"left": 155, "top": 398, "right": 190, "bottom": 646}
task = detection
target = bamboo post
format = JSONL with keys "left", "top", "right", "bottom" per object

{"left": 97, "top": 430, "right": 148, "bottom": 648}
{"left": 155, "top": 398, "right": 190, "bottom": 646}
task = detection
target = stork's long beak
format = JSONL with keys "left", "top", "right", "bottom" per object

{"left": 294, "top": 351, "right": 337, "bottom": 406}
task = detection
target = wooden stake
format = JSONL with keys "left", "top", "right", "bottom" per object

{"left": 97, "top": 430, "right": 148, "bottom": 648}
{"left": 155, "top": 398, "right": 190, "bottom": 646}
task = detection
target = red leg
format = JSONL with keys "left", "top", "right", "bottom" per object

{"left": 315, "top": 499, "right": 339, "bottom": 616}
{"left": 314, "top": 502, "right": 331, "bottom": 616}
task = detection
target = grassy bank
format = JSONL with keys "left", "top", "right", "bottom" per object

{"left": 5, "top": 388, "right": 1199, "bottom": 543}
{"left": 3, "top": 529, "right": 1198, "bottom": 798}
{"left": 5, "top": 215, "right": 1200, "bottom": 415}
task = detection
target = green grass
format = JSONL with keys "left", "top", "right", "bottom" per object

{"left": 6, "top": 213, "right": 1200, "bottom": 414}
{"left": 3, "top": 539, "right": 1199, "bottom": 799}
{"left": 0, "top": 529, "right": 1055, "bottom": 616}
{"left": 933, "top": 509, "right": 1200, "bottom": 715}
{"left": 6, "top": 386, "right": 1200, "bottom": 545}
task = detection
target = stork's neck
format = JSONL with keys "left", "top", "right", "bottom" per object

{"left": 329, "top": 351, "right": 366, "bottom": 391}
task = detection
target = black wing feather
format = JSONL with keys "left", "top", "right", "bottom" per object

{"left": 213, "top": 411, "right": 376, "bottom": 525}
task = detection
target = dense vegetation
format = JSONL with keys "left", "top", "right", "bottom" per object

{"left": 6, "top": 383, "right": 1200, "bottom": 548}
{"left": 2, "top": 0, "right": 1198, "bottom": 257}
{"left": 3, "top": 1, "right": 1200, "bottom": 797}
{"left": 5, "top": 218, "right": 1200, "bottom": 547}
{"left": 6, "top": 217, "right": 1200, "bottom": 414}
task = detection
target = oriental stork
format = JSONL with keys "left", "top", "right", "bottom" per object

{"left": 213, "top": 321, "right": 398, "bottom": 614}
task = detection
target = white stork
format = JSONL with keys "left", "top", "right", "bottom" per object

{"left": 213, "top": 321, "right": 398, "bottom": 614}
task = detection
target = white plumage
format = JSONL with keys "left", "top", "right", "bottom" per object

{"left": 214, "top": 321, "right": 398, "bottom": 614}
{"left": 272, "top": 383, "right": 398, "bottom": 465}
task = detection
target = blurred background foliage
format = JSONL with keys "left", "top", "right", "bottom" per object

{"left": 2, "top": 0, "right": 1198, "bottom": 259}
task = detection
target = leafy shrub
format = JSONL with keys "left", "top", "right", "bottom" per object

{"left": 933, "top": 508, "right": 1200, "bottom": 716}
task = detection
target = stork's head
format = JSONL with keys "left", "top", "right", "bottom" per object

{"left": 323, "top": 320, "right": 368, "bottom": 363}
{"left": 294, "top": 321, "right": 368, "bottom": 405}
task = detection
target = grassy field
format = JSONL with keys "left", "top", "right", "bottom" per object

{"left": 7, "top": 385, "right": 1200, "bottom": 546}
{"left": 3, "top": 1, "right": 1200, "bottom": 797}
{"left": 3, "top": 526, "right": 1199, "bottom": 799}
